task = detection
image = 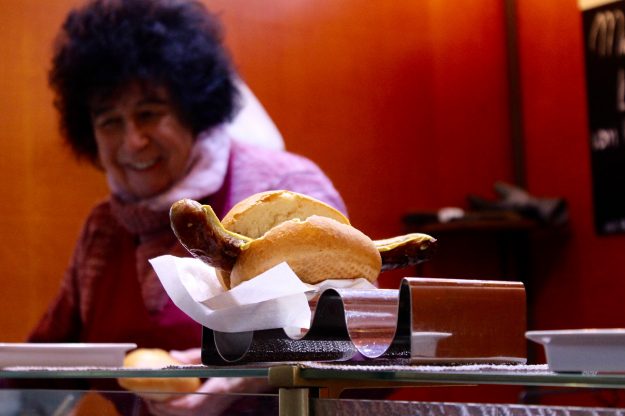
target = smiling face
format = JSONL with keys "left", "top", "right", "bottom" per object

{"left": 90, "top": 82, "right": 195, "bottom": 200}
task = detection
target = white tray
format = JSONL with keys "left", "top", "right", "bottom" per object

{"left": 0, "top": 343, "right": 137, "bottom": 368}
{"left": 526, "top": 329, "right": 625, "bottom": 372}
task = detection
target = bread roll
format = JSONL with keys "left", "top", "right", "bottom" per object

{"left": 216, "top": 190, "right": 380, "bottom": 288}
{"left": 117, "top": 348, "right": 201, "bottom": 401}
{"left": 231, "top": 215, "right": 381, "bottom": 287}
{"left": 221, "top": 190, "right": 350, "bottom": 238}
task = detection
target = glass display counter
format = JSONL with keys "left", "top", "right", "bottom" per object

{"left": 2, "top": 363, "right": 625, "bottom": 415}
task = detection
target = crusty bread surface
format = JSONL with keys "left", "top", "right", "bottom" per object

{"left": 230, "top": 215, "right": 381, "bottom": 287}
{"left": 218, "top": 190, "right": 353, "bottom": 288}
{"left": 117, "top": 348, "right": 201, "bottom": 401}
{"left": 221, "top": 190, "right": 349, "bottom": 238}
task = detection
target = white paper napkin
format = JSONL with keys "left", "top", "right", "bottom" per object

{"left": 149, "top": 256, "right": 313, "bottom": 333}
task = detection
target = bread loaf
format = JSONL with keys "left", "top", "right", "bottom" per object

{"left": 217, "top": 190, "right": 380, "bottom": 288}
{"left": 231, "top": 215, "right": 381, "bottom": 287}
{"left": 117, "top": 348, "right": 201, "bottom": 401}
{"left": 221, "top": 190, "right": 350, "bottom": 238}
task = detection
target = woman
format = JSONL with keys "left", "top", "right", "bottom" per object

{"left": 29, "top": 0, "right": 345, "bottom": 413}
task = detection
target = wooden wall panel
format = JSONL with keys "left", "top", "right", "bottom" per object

{"left": 0, "top": 0, "right": 109, "bottom": 342}
{"left": 518, "top": 0, "right": 625, "bottom": 333}
{"left": 210, "top": 0, "right": 513, "bottom": 240}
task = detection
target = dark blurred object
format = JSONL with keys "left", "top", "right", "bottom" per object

{"left": 402, "top": 208, "right": 537, "bottom": 285}
{"left": 403, "top": 208, "right": 524, "bottom": 229}
{"left": 468, "top": 181, "right": 568, "bottom": 227}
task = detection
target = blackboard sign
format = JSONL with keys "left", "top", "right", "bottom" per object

{"left": 582, "top": 0, "right": 625, "bottom": 234}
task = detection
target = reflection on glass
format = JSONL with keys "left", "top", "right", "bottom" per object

{"left": 0, "top": 389, "right": 278, "bottom": 416}
{"left": 313, "top": 397, "right": 625, "bottom": 416}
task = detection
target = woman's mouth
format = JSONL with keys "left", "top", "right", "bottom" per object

{"left": 127, "top": 158, "right": 159, "bottom": 171}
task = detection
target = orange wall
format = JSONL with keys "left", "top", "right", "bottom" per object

{"left": 211, "top": 0, "right": 514, "bottom": 237}
{"left": 518, "top": 0, "right": 625, "bottom": 331}
{"left": 0, "top": 0, "right": 109, "bottom": 342}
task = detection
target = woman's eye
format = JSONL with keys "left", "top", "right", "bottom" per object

{"left": 137, "top": 110, "right": 162, "bottom": 122}
{"left": 96, "top": 117, "right": 122, "bottom": 130}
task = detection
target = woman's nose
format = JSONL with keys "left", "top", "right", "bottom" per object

{"left": 123, "top": 121, "right": 149, "bottom": 150}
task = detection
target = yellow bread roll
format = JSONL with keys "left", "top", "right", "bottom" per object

{"left": 218, "top": 190, "right": 357, "bottom": 288}
{"left": 117, "top": 348, "right": 201, "bottom": 401}
{"left": 231, "top": 215, "right": 381, "bottom": 287}
{"left": 221, "top": 190, "right": 350, "bottom": 238}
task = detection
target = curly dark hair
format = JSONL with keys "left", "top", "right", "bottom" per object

{"left": 49, "top": 0, "right": 239, "bottom": 163}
